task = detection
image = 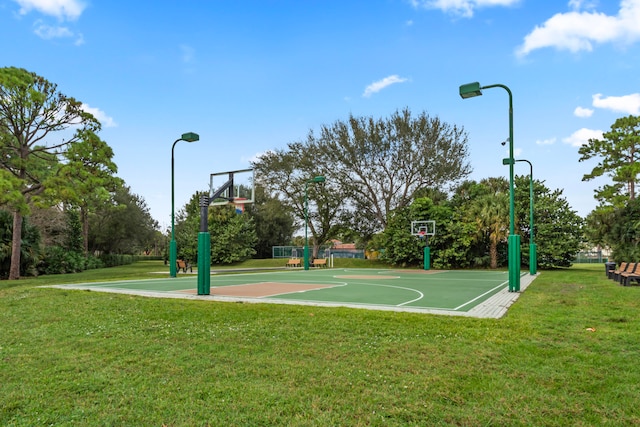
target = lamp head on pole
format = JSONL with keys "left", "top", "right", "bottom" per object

{"left": 459, "top": 82, "right": 483, "bottom": 99}
{"left": 181, "top": 132, "right": 199, "bottom": 142}
{"left": 309, "top": 175, "right": 326, "bottom": 184}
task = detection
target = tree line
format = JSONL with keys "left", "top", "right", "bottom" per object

{"left": 173, "top": 109, "right": 584, "bottom": 269}
{"left": 6, "top": 66, "right": 637, "bottom": 280}
{"left": 0, "top": 67, "right": 160, "bottom": 279}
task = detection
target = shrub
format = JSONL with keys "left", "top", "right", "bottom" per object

{"left": 38, "top": 246, "right": 85, "bottom": 275}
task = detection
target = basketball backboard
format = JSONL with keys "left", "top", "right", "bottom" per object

{"left": 209, "top": 168, "right": 255, "bottom": 206}
{"left": 411, "top": 220, "right": 436, "bottom": 237}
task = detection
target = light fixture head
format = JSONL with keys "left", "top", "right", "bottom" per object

{"left": 181, "top": 132, "right": 199, "bottom": 142}
{"left": 459, "top": 82, "right": 483, "bottom": 99}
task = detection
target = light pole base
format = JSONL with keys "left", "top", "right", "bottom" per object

{"left": 169, "top": 240, "right": 177, "bottom": 278}
{"left": 508, "top": 234, "right": 521, "bottom": 292}
{"left": 304, "top": 246, "right": 310, "bottom": 270}
{"left": 529, "top": 243, "right": 537, "bottom": 275}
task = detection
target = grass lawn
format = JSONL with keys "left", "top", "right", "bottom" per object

{"left": 1, "top": 261, "right": 639, "bottom": 426}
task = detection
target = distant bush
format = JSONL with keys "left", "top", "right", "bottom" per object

{"left": 39, "top": 247, "right": 85, "bottom": 275}
{"left": 37, "top": 247, "right": 104, "bottom": 275}
{"left": 99, "top": 254, "right": 135, "bottom": 267}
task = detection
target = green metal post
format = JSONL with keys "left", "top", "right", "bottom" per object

{"left": 170, "top": 141, "right": 178, "bottom": 277}
{"left": 304, "top": 183, "right": 310, "bottom": 271}
{"left": 197, "top": 232, "right": 210, "bottom": 295}
{"left": 197, "top": 194, "right": 210, "bottom": 295}
{"left": 170, "top": 132, "right": 199, "bottom": 278}
{"left": 424, "top": 246, "right": 430, "bottom": 270}
{"left": 516, "top": 159, "right": 536, "bottom": 275}
{"left": 460, "top": 83, "right": 520, "bottom": 292}
{"left": 530, "top": 243, "right": 537, "bottom": 275}
{"left": 528, "top": 165, "right": 537, "bottom": 276}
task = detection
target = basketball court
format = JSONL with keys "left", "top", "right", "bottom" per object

{"left": 118, "top": 167, "right": 536, "bottom": 318}
{"left": 50, "top": 269, "right": 537, "bottom": 318}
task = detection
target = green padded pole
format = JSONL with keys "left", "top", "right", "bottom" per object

{"left": 424, "top": 246, "right": 430, "bottom": 271}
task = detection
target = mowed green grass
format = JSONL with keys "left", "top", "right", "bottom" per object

{"left": 1, "top": 261, "right": 639, "bottom": 426}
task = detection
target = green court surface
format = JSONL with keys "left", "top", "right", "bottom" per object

{"left": 51, "top": 269, "right": 536, "bottom": 318}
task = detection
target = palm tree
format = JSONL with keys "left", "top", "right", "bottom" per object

{"left": 468, "top": 193, "right": 509, "bottom": 269}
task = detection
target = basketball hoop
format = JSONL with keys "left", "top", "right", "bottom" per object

{"left": 230, "top": 197, "right": 246, "bottom": 214}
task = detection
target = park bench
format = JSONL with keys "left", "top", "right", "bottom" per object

{"left": 619, "top": 262, "right": 640, "bottom": 286}
{"left": 176, "top": 259, "right": 192, "bottom": 273}
{"left": 311, "top": 258, "right": 328, "bottom": 268}
{"left": 611, "top": 262, "right": 629, "bottom": 282}
{"left": 286, "top": 258, "right": 301, "bottom": 268}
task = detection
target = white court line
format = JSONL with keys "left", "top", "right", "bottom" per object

{"left": 210, "top": 280, "right": 348, "bottom": 289}
{"left": 335, "top": 282, "right": 425, "bottom": 306}
{"left": 452, "top": 280, "right": 509, "bottom": 311}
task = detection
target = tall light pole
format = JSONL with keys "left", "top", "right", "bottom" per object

{"left": 459, "top": 82, "right": 521, "bottom": 292}
{"left": 516, "top": 159, "right": 536, "bottom": 275}
{"left": 304, "top": 176, "right": 326, "bottom": 270}
{"left": 170, "top": 132, "right": 199, "bottom": 278}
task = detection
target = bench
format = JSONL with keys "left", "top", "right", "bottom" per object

{"left": 311, "top": 258, "right": 328, "bottom": 268}
{"left": 176, "top": 259, "right": 192, "bottom": 273}
{"left": 611, "top": 262, "right": 629, "bottom": 282}
{"left": 619, "top": 262, "right": 640, "bottom": 286}
{"left": 286, "top": 258, "right": 301, "bottom": 268}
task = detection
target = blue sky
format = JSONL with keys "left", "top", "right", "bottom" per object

{"left": 2, "top": 0, "right": 640, "bottom": 229}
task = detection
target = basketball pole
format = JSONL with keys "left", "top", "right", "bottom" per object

{"left": 197, "top": 195, "right": 211, "bottom": 295}
{"left": 423, "top": 235, "right": 430, "bottom": 271}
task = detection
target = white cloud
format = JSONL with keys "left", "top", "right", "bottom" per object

{"left": 244, "top": 150, "right": 274, "bottom": 166}
{"left": 563, "top": 128, "right": 603, "bottom": 147}
{"left": 363, "top": 75, "right": 409, "bottom": 98}
{"left": 592, "top": 92, "right": 640, "bottom": 115}
{"left": 73, "top": 32, "right": 84, "bottom": 46}
{"left": 81, "top": 104, "right": 117, "bottom": 128}
{"left": 409, "top": 0, "right": 520, "bottom": 18}
{"left": 33, "top": 22, "right": 83, "bottom": 44}
{"left": 574, "top": 106, "right": 594, "bottom": 117}
{"left": 13, "top": 0, "right": 86, "bottom": 21}
{"left": 535, "top": 137, "right": 557, "bottom": 145}
{"left": 517, "top": 0, "right": 640, "bottom": 56}
{"left": 34, "top": 22, "right": 72, "bottom": 39}
{"left": 568, "top": 0, "right": 598, "bottom": 11}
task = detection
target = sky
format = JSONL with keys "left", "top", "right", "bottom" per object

{"left": 2, "top": 0, "right": 640, "bottom": 230}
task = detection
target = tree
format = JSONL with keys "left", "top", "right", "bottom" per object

{"left": 313, "top": 108, "right": 471, "bottom": 232}
{"left": 466, "top": 178, "right": 510, "bottom": 269}
{"left": 514, "top": 176, "right": 583, "bottom": 268}
{"left": 583, "top": 206, "right": 615, "bottom": 251}
{"left": 246, "top": 185, "right": 295, "bottom": 258}
{"left": 468, "top": 194, "right": 509, "bottom": 269}
{"left": 254, "top": 147, "right": 344, "bottom": 257}
{"left": 0, "top": 210, "right": 41, "bottom": 278}
{"left": 0, "top": 67, "right": 100, "bottom": 279}
{"left": 601, "top": 199, "right": 640, "bottom": 262}
{"left": 579, "top": 115, "right": 640, "bottom": 207}
{"left": 89, "top": 185, "right": 158, "bottom": 254}
{"left": 381, "top": 196, "right": 473, "bottom": 269}
{"left": 175, "top": 192, "right": 258, "bottom": 264}
{"left": 254, "top": 108, "right": 472, "bottom": 250}
{"left": 380, "top": 205, "right": 422, "bottom": 267}
{"left": 46, "top": 130, "right": 121, "bottom": 255}
{"left": 209, "top": 205, "right": 257, "bottom": 264}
